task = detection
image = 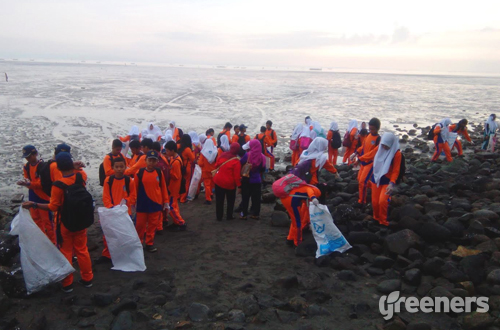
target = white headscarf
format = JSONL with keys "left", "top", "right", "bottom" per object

{"left": 298, "top": 137, "right": 329, "bottom": 169}
{"left": 220, "top": 135, "right": 230, "bottom": 152}
{"left": 439, "top": 118, "right": 452, "bottom": 142}
{"left": 201, "top": 139, "right": 217, "bottom": 164}
{"left": 141, "top": 129, "right": 149, "bottom": 140}
{"left": 347, "top": 120, "right": 358, "bottom": 133}
{"left": 169, "top": 121, "right": 176, "bottom": 130}
{"left": 305, "top": 117, "right": 312, "bottom": 126}
{"left": 198, "top": 134, "right": 207, "bottom": 145}
{"left": 330, "top": 121, "right": 339, "bottom": 131}
{"left": 128, "top": 125, "right": 140, "bottom": 136}
{"left": 299, "top": 122, "right": 312, "bottom": 139}
{"left": 163, "top": 131, "right": 173, "bottom": 143}
{"left": 146, "top": 122, "right": 162, "bottom": 140}
{"left": 373, "top": 133, "right": 400, "bottom": 187}
{"left": 291, "top": 124, "right": 303, "bottom": 141}
{"left": 188, "top": 131, "right": 199, "bottom": 146}
{"left": 486, "top": 115, "right": 498, "bottom": 134}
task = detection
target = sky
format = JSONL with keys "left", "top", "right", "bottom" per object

{"left": 1, "top": 0, "right": 500, "bottom": 74}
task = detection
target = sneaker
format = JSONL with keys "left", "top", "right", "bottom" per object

{"left": 166, "top": 224, "right": 179, "bottom": 231}
{"left": 250, "top": 215, "right": 260, "bottom": 220}
{"left": 156, "top": 229, "right": 164, "bottom": 236}
{"left": 286, "top": 239, "right": 295, "bottom": 247}
{"left": 178, "top": 224, "right": 187, "bottom": 231}
{"left": 78, "top": 279, "right": 93, "bottom": 288}
{"left": 62, "top": 284, "right": 74, "bottom": 293}
{"left": 145, "top": 245, "right": 158, "bottom": 253}
{"left": 94, "top": 256, "right": 112, "bottom": 265}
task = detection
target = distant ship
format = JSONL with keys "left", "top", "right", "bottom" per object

{"left": 309, "top": 68, "right": 322, "bottom": 71}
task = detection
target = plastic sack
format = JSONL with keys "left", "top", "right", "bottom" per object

{"left": 9, "top": 207, "right": 75, "bottom": 295}
{"left": 187, "top": 165, "right": 202, "bottom": 201}
{"left": 97, "top": 205, "right": 146, "bottom": 272}
{"left": 447, "top": 132, "right": 458, "bottom": 149}
{"left": 309, "top": 204, "right": 352, "bottom": 258}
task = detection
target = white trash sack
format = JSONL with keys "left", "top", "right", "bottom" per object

{"left": 447, "top": 132, "right": 458, "bottom": 149}
{"left": 309, "top": 203, "right": 352, "bottom": 258}
{"left": 187, "top": 164, "right": 202, "bottom": 201}
{"left": 9, "top": 207, "right": 75, "bottom": 295}
{"left": 98, "top": 205, "right": 146, "bottom": 272}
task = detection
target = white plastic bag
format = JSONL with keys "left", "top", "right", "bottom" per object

{"left": 9, "top": 207, "right": 75, "bottom": 294}
{"left": 98, "top": 205, "right": 146, "bottom": 272}
{"left": 187, "top": 164, "right": 202, "bottom": 201}
{"left": 447, "top": 132, "right": 458, "bottom": 149}
{"left": 309, "top": 204, "right": 352, "bottom": 258}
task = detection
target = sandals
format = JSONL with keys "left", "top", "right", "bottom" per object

{"left": 250, "top": 215, "right": 260, "bottom": 220}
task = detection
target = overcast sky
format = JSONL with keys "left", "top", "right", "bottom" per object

{"left": 1, "top": 0, "right": 500, "bottom": 73}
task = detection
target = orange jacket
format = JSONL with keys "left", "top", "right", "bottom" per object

{"left": 282, "top": 185, "right": 321, "bottom": 203}
{"left": 48, "top": 170, "right": 88, "bottom": 212}
{"left": 23, "top": 161, "right": 50, "bottom": 202}
{"left": 356, "top": 133, "right": 380, "bottom": 165}
{"left": 265, "top": 128, "right": 278, "bottom": 147}
{"left": 232, "top": 134, "right": 239, "bottom": 144}
{"left": 310, "top": 159, "right": 337, "bottom": 185}
{"left": 347, "top": 128, "right": 358, "bottom": 148}
{"left": 119, "top": 134, "right": 141, "bottom": 142}
{"left": 125, "top": 154, "right": 147, "bottom": 176}
{"left": 371, "top": 150, "right": 402, "bottom": 185}
{"left": 167, "top": 155, "right": 183, "bottom": 197}
{"left": 219, "top": 129, "right": 231, "bottom": 141}
{"left": 102, "top": 175, "right": 137, "bottom": 214}
{"left": 198, "top": 154, "right": 217, "bottom": 179}
{"left": 181, "top": 148, "right": 195, "bottom": 174}
{"left": 128, "top": 153, "right": 144, "bottom": 167}
{"left": 103, "top": 153, "right": 126, "bottom": 177}
{"left": 449, "top": 124, "right": 471, "bottom": 142}
{"left": 134, "top": 168, "right": 169, "bottom": 213}
{"left": 255, "top": 133, "right": 273, "bottom": 148}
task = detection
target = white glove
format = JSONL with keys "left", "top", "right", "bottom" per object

{"left": 163, "top": 203, "right": 170, "bottom": 211}
{"left": 386, "top": 183, "right": 395, "bottom": 195}
{"left": 119, "top": 199, "right": 127, "bottom": 206}
{"left": 349, "top": 153, "right": 357, "bottom": 161}
{"left": 312, "top": 198, "right": 319, "bottom": 206}
{"left": 335, "top": 173, "right": 341, "bottom": 180}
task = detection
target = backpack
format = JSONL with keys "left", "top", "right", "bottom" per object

{"left": 178, "top": 128, "right": 184, "bottom": 139}
{"left": 157, "top": 156, "right": 170, "bottom": 188}
{"left": 237, "top": 135, "right": 248, "bottom": 156}
{"left": 269, "top": 129, "right": 278, "bottom": 147}
{"left": 107, "top": 175, "right": 131, "bottom": 205}
{"left": 396, "top": 153, "right": 406, "bottom": 184}
{"left": 330, "top": 131, "right": 342, "bottom": 149}
{"left": 272, "top": 174, "right": 311, "bottom": 198}
{"left": 35, "top": 159, "right": 55, "bottom": 196}
{"left": 427, "top": 124, "right": 437, "bottom": 140}
{"left": 99, "top": 153, "right": 113, "bottom": 187}
{"left": 53, "top": 172, "right": 94, "bottom": 233}
{"left": 290, "top": 159, "right": 313, "bottom": 183}
{"left": 256, "top": 134, "right": 266, "bottom": 153}
{"left": 342, "top": 131, "right": 352, "bottom": 148}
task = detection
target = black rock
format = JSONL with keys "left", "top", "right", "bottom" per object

{"left": 111, "top": 311, "right": 133, "bottom": 330}
{"left": 111, "top": 299, "right": 137, "bottom": 315}
{"left": 487, "top": 269, "right": 500, "bottom": 285}
{"left": 297, "top": 272, "right": 322, "bottom": 290}
{"left": 377, "top": 279, "right": 401, "bottom": 294}
{"left": 0, "top": 267, "right": 27, "bottom": 298}
{"left": 254, "top": 292, "right": 287, "bottom": 309}
{"left": 444, "top": 218, "right": 465, "bottom": 237}
{"left": 407, "top": 248, "right": 425, "bottom": 261}
{"left": 306, "top": 304, "right": 331, "bottom": 317}
{"left": 270, "top": 211, "right": 290, "bottom": 227}
{"left": 0, "top": 232, "right": 20, "bottom": 266}
{"left": 275, "top": 309, "right": 300, "bottom": 324}
{"left": 188, "top": 302, "right": 212, "bottom": 322}
{"left": 234, "top": 295, "right": 259, "bottom": 316}
{"left": 366, "top": 267, "right": 385, "bottom": 276}
{"left": 417, "top": 222, "right": 451, "bottom": 242}
{"left": 301, "top": 291, "right": 332, "bottom": 304}
{"left": 228, "top": 309, "right": 246, "bottom": 323}
{"left": 423, "top": 257, "right": 445, "bottom": 276}
{"left": 337, "top": 270, "right": 357, "bottom": 282}
{"left": 262, "top": 192, "right": 277, "bottom": 204}
{"left": 407, "top": 322, "right": 432, "bottom": 330}
{"left": 440, "top": 262, "right": 468, "bottom": 283}
{"left": 275, "top": 275, "right": 298, "bottom": 289}
{"left": 347, "top": 232, "right": 381, "bottom": 245}
{"left": 92, "top": 293, "right": 114, "bottom": 307}
{"left": 385, "top": 229, "right": 421, "bottom": 255}
{"left": 372, "top": 256, "right": 395, "bottom": 270}
{"left": 295, "top": 237, "right": 317, "bottom": 257}
{"left": 404, "top": 268, "right": 422, "bottom": 286}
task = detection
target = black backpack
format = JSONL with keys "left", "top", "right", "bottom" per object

{"left": 107, "top": 175, "right": 131, "bottom": 205}
{"left": 427, "top": 124, "right": 437, "bottom": 140}
{"left": 237, "top": 134, "right": 248, "bottom": 156}
{"left": 330, "top": 131, "right": 342, "bottom": 149}
{"left": 99, "top": 153, "right": 114, "bottom": 186}
{"left": 35, "top": 159, "right": 55, "bottom": 197}
{"left": 256, "top": 134, "right": 266, "bottom": 153}
{"left": 396, "top": 152, "right": 406, "bottom": 184}
{"left": 269, "top": 129, "right": 278, "bottom": 147}
{"left": 290, "top": 159, "right": 313, "bottom": 183}
{"left": 53, "top": 172, "right": 94, "bottom": 234}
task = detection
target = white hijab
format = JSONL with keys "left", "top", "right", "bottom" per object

{"left": 201, "top": 139, "right": 217, "bottom": 164}
{"left": 486, "top": 115, "right": 498, "bottom": 134}
{"left": 141, "top": 129, "right": 149, "bottom": 140}
{"left": 299, "top": 122, "right": 312, "bottom": 139}
{"left": 188, "top": 131, "right": 199, "bottom": 146}
{"left": 220, "top": 135, "right": 230, "bottom": 152}
{"left": 146, "top": 122, "right": 162, "bottom": 140}
{"left": 439, "top": 118, "right": 452, "bottom": 141}
{"left": 128, "top": 125, "right": 140, "bottom": 136}
{"left": 291, "top": 124, "right": 303, "bottom": 141}
{"left": 169, "top": 121, "right": 176, "bottom": 130}
{"left": 330, "top": 121, "right": 339, "bottom": 131}
{"left": 163, "top": 131, "right": 173, "bottom": 143}
{"left": 347, "top": 120, "right": 358, "bottom": 133}
{"left": 373, "top": 133, "right": 400, "bottom": 187}
{"left": 298, "top": 137, "right": 328, "bottom": 169}
{"left": 198, "top": 134, "right": 207, "bottom": 146}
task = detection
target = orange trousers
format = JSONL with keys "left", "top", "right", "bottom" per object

{"left": 60, "top": 225, "right": 93, "bottom": 287}
{"left": 357, "top": 164, "right": 373, "bottom": 204}
{"left": 30, "top": 208, "right": 56, "bottom": 244}
{"left": 180, "top": 167, "right": 192, "bottom": 203}
{"left": 168, "top": 196, "right": 185, "bottom": 225}
{"left": 202, "top": 176, "right": 214, "bottom": 202}
{"left": 343, "top": 146, "right": 356, "bottom": 164}
{"left": 136, "top": 211, "right": 161, "bottom": 246}
{"left": 370, "top": 182, "right": 390, "bottom": 226}
{"left": 292, "top": 149, "right": 301, "bottom": 167}
{"left": 265, "top": 147, "right": 275, "bottom": 170}
{"left": 452, "top": 140, "right": 463, "bottom": 156}
{"left": 432, "top": 138, "right": 452, "bottom": 162}
{"left": 283, "top": 194, "right": 310, "bottom": 246}
{"left": 328, "top": 146, "right": 339, "bottom": 165}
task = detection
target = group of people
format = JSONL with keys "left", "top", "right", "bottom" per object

{"left": 15, "top": 112, "right": 495, "bottom": 293}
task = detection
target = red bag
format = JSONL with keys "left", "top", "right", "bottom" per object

{"left": 290, "top": 139, "right": 299, "bottom": 151}
{"left": 342, "top": 131, "right": 352, "bottom": 148}
{"left": 300, "top": 137, "right": 312, "bottom": 150}
{"left": 272, "top": 174, "right": 311, "bottom": 198}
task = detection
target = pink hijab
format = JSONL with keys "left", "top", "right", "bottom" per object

{"left": 247, "top": 139, "right": 265, "bottom": 168}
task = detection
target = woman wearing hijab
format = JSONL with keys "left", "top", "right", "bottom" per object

{"left": 218, "top": 135, "right": 230, "bottom": 157}
{"left": 167, "top": 121, "right": 182, "bottom": 142}
{"left": 482, "top": 114, "right": 498, "bottom": 151}
{"left": 370, "top": 133, "right": 402, "bottom": 226}
{"left": 431, "top": 118, "right": 453, "bottom": 162}
{"left": 326, "top": 121, "right": 341, "bottom": 165}
{"left": 198, "top": 139, "right": 218, "bottom": 205}
{"left": 299, "top": 116, "right": 314, "bottom": 154}
{"left": 343, "top": 119, "right": 359, "bottom": 164}
{"left": 290, "top": 123, "right": 303, "bottom": 166}
{"left": 178, "top": 134, "right": 195, "bottom": 203}
{"left": 119, "top": 125, "right": 141, "bottom": 142}
{"left": 239, "top": 140, "right": 266, "bottom": 219}
{"left": 213, "top": 143, "right": 241, "bottom": 221}
{"left": 145, "top": 122, "right": 162, "bottom": 141}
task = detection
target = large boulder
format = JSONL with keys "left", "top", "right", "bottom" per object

{"left": 270, "top": 211, "right": 290, "bottom": 227}
{"left": 417, "top": 222, "right": 451, "bottom": 242}
{"left": 385, "top": 229, "right": 421, "bottom": 255}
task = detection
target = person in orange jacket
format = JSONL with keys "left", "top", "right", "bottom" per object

{"left": 255, "top": 126, "right": 274, "bottom": 168}
{"left": 326, "top": 121, "right": 341, "bottom": 165}
{"left": 17, "top": 145, "right": 56, "bottom": 244}
{"left": 297, "top": 137, "right": 340, "bottom": 186}
{"left": 298, "top": 116, "right": 314, "bottom": 156}
{"left": 218, "top": 122, "right": 233, "bottom": 145}
{"left": 370, "top": 133, "right": 402, "bottom": 226}
{"left": 282, "top": 185, "right": 321, "bottom": 246}
{"left": 232, "top": 125, "right": 240, "bottom": 144}
{"left": 127, "top": 140, "right": 144, "bottom": 167}
{"left": 351, "top": 118, "right": 381, "bottom": 205}
{"left": 290, "top": 124, "right": 303, "bottom": 166}
{"left": 49, "top": 143, "right": 86, "bottom": 183}
{"left": 213, "top": 143, "right": 241, "bottom": 221}
{"left": 343, "top": 119, "right": 359, "bottom": 164}
{"left": 125, "top": 138, "right": 153, "bottom": 176}
{"left": 167, "top": 121, "right": 181, "bottom": 142}
{"left": 265, "top": 120, "right": 278, "bottom": 170}
{"left": 98, "top": 157, "right": 137, "bottom": 264}
{"left": 188, "top": 131, "right": 202, "bottom": 160}
{"left": 164, "top": 141, "right": 187, "bottom": 231}
{"left": 23, "top": 152, "right": 93, "bottom": 293}
{"left": 218, "top": 135, "right": 231, "bottom": 157}
{"left": 119, "top": 125, "right": 141, "bottom": 142}
{"left": 236, "top": 125, "right": 251, "bottom": 156}
{"left": 198, "top": 139, "right": 218, "bottom": 205}
{"left": 205, "top": 128, "right": 217, "bottom": 145}
{"left": 357, "top": 122, "right": 368, "bottom": 148}
{"left": 151, "top": 142, "right": 170, "bottom": 232}
{"left": 449, "top": 119, "right": 473, "bottom": 156}
{"left": 102, "top": 139, "right": 125, "bottom": 178}
{"left": 431, "top": 118, "right": 453, "bottom": 162}
{"left": 179, "top": 135, "right": 195, "bottom": 203}
{"left": 134, "top": 150, "right": 170, "bottom": 252}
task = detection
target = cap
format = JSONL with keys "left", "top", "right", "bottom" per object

{"left": 55, "top": 143, "right": 71, "bottom": 155}
{"left": 22, "top": 145, "right": 37, "bottom": 158}
{"left": 239, "top": 124, "right": 247, "bottom": 130}
{"left": 146, "top": 150, "right": 159, "bottom": 159}
{"left": 55, "top": 152, "right": 73, "bottom": 169}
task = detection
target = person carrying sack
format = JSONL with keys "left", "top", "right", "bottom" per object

{"left": 198, "top": 139, "right": 218, "bottom": 205}
{"left": 239, "top": 140, "right": 266, "bottom": 219}
{"left": 213, "top": 143, "right": 241, "bottom": 221}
